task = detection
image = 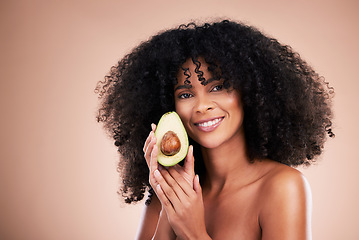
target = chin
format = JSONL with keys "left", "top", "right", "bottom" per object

{"left": 192, "top": 136, "right": 224, "bottom": 150}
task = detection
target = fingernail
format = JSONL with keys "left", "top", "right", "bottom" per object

{"left": 154, "top": 170, "right": 161, "bottom": 178}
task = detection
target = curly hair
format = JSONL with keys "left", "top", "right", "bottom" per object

{"left": 95, "top": 19, "right": 334, "bottom": 204}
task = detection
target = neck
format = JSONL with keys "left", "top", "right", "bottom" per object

{"left": 200, "top": 133, "right": 259, "bottom": 195}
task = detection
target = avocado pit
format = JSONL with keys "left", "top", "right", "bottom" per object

{"left": 160, "top": 131, "right": 181, "bottom": 156}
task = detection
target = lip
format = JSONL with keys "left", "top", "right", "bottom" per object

{"left": 194, "top": 117, "right": 224, "bottom": 132}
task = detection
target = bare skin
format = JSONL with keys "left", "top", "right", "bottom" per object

{"left": 137, "top": 59, "right": 312, "bottom": 240}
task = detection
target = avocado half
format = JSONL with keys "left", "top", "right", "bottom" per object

{"left": 155, "top": 112, "right": 189, "bottom": 167}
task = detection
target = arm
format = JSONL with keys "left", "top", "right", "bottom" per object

{"left": 154, "top": 169, "right": 211, "bottom": 240}
{"left": 259, "top": 169, "right": 312, "bottom": 240}
{"left": 145, "top": 126, "right": 210, "bottom": 239}
{"left": 135, "top": 194, "right": 176, "bottom": 240}
{"left": 135, "top": 194, "right": 161, "bottom": 240}
{"left": 140, "top": 124, "right": 176, "bottom": 240}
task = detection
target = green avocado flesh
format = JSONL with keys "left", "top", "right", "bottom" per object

{"left": 155, "top": 112, "right": 189, "bottom": 167}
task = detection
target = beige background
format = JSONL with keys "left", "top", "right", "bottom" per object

{"left": 1, "top": 0, "right": 358, "bottom": 239}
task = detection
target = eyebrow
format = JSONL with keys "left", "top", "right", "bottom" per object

{"left": 174, "top": 84, "right": 193, "bottom": 91}
{"left": 201, "top": 77, "right": 220, "bottom": 86}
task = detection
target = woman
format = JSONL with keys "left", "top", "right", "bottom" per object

{"left": 96, "top": 20, "right": 334, "bottom": 239}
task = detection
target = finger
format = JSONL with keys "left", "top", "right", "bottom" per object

{"left": 143, "top": 130, "right": 153, "bottom": 153}
{"left": 193, "top": 174, "right": 202, "bottom": 195}
{"left": 154, "top": 169, "right": 182, "bottom": 208}
{"left": 158, "top": 168, "right": 194, "bottom": 206}
{"left": 143, "top": 131, "right": 155, "bottom": 156}
{"left": 184, "top": 145, "right": 195, "bottom": 175}
{"left": 149, "top": 144, "right": 159, "bottom": 187}
{"left": 172, "top": 146, "right": 195, "bottom": 187}
{"left": 167, "top": 167, "right": 195, "bottom": 196}
{"left": 172, "top": 145, "right": 194, "bottom": 172}
{"left": 155, "top": 183, "right": 176, "bottom": 216}
{"left": 144, "top": 133, "right": 157, "bottom": 167}
{"left": 143, "top": 123, "right": 156, "bottom": 155}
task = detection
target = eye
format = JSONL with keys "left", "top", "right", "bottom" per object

{"left": 211, "top": 84, "right": 223, "bottom": 92}
{"left": 178, "top": 93, "right": 193, "bottom": 99}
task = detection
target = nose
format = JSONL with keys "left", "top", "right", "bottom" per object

{"left": 194, "top": 95, "right": 215, "bottom": 113}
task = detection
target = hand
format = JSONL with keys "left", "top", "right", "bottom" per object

{"left": 154, "top": 162, "right": 209, "bottom": 240}
{"left": 143, "top": 123, "right": 162, "bottom": 190}
{"left": 143, "top": 124, "right": 176, "bottom": 239}
{"left": 143, "top": 124, "right": 195, "bottom": 188}
{"left": 143, "top": 124, "right": 209, "bottom": 239}
{"left": 143, "top": 123, "right": 157, "bottom": 168}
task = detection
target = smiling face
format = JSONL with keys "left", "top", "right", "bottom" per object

{"left": 174, "top": 58, "right": 245, "bottom": 150}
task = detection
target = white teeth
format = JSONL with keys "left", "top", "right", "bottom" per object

{"left": 198, "top": 118, "right": 221, "bottom": 127}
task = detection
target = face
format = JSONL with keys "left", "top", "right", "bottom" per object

{"left": 174, "top": 58, "right": 245, "bottom": 150}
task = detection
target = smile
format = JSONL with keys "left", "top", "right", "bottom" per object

{"left": 195, "top": 117, "right": 224, "bottom": 132}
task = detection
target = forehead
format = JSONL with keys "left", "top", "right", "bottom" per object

{"left": 176, "top": 57, "right": 216, "bottom": 86}
{"left": 181, "top": 57, "right": 208, "bottom": 68}
{"left": 179, "top": 57, "right": 210, "bottom": 75}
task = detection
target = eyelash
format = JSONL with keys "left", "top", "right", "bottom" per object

{"left": 178, "top": 93, "right": 193, "bottom": 99}
{"left": 211, "top": 84, "right": 223, "bottom": 92}
{"left": 177, "top": 84, "right": 224, "bottom": 99}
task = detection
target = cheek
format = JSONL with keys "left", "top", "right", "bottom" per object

{"left": 223, "top": 92, "right": 244, "bottom": 123}
{"left": 175, "top": 102, "right": 189, "bottom": 120}
{"left": 228, "top": 98, "right": 242, "bottom": 111}
{"left": 175, "top": 101, "right": 192, "bottom": 128}
{"left": 226, "top": 91, "right": 242, "bottom": 109}
{"left": 174, "top": 100, "right": 181, "bottom": 115}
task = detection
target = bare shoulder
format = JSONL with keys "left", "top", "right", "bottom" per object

{"left": 258, "top": 161, "right": 312, "bottom": 240}
{"left": 261, "top": 161, "right": 310, "bottom": 195}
